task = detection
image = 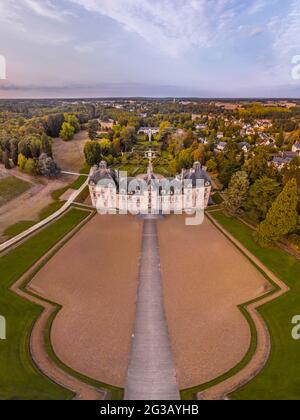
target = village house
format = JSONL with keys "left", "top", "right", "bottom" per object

{"left": 216, "top": 141, "right": 227, "bottom": 152}
{"left": 238, "top": 142, "right": 251, "bottom": 153}
{"left": 198, "top": 137, "right": 209, "bottom": 145}
{"left": 196, "top": 123, "right": 208, "bottom": 130}
{"left": 272, "top": 156, "right": 293, "bottom": 171}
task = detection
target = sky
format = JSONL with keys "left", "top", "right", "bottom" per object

{"left": 0, "top": 0, "right": 300, "bottom": 98}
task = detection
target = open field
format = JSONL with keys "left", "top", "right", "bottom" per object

{"left": 157, "top": 215, "right": 269, "bottom": 390}
{"left": 52, "top": 131, "right": 88, "bottom": 173}
{"left": 0, "top": 208, "right": 89, "bottom": 400}
{"left": 29, "top": 215, "right": 143, "bottom": 388}
{"left": 0, "top": 175, "right": 73, "bottom": 242}
{"left": 0, "top": 167, "right": 81, "bottom": 243}
{"left": 0, "top": 175, "right": 32, "bottom": 207}
{"left": 211, "top": 212, "right": 300, "bottom": 400}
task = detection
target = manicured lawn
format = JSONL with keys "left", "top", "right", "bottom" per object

{"left": 211, "top": 211, "right": 300, "bottom": 400}
{"left": 0, "top": 176, "right": 31, "bottom": 206}
{"left": 69, "top": 175, "right": 87, "bottom": 190}
{"left": 0, "top": 208, "right": 89, "bottom": 400}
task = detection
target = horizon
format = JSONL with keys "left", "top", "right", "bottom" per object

{"left": 0, "top": 95, "right": 300, "bottom": 101}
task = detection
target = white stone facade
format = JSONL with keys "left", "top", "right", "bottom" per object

{"left": 88, "top": 161, "right": 212, "bottom": 214}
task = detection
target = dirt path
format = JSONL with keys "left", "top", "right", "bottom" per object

{"left": 0, "top": 167, "right": 74, "bottom": 243}
{"left": 52, "top": 131, "right": 87, "bottom": 173}
{"left": 29, "top": 215, "right": 143, "bottom": 388}
{"left": 157, "top": 215, "right": 271, "bottom": 391}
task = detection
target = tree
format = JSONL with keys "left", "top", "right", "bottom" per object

{"left": 246, "top": 177, "right": 281, "bottom": 222}
{"left": 120, "top": 126, "right": 137, "bottom": 152}
{"left": 225, "top": 171, "right": 249, "bottom": 215}
{"left": 206, "top": 158, "right": 217, "bottom": 172}
{"left": 18, "top": 153, "right": 27, "bottom": 171}
{"left": 45, "top": 113, "right": 65, "bottom": 137}
{"left": 84, "top": 141, "right": 102, "bottom": 166}
{"left": 175, "top": 148, "right": 193, "bottom": 172}
{"left": 276, "top": 128, "right": 285, "bottom": 147}
{"left": 24, "top": 158, "right": 37, "bottom": 176}
{"left": 38, "top": 153, "right": 60, "bottom": 177}
{"left": 281, "top": 157, "right": 300, "bottom": 190}
{"left": 159, "top": 121, "right": 172, "bottom": 149}
{"left": 64, "top": 114, "right": 80, "bottom": 133}
{"left": 255, "top": 179, "right": 298, "bottom": 247}
{"left": 41, "top": 133, "right": 52, "bottom": 156}
{"left": 183, "top": 130, "right": 195, "bottom": 149}
{"left": 18, "top": 139, "right": 32, "bottom": 159}
{"left": 219, "top": 161, "right": 241, "bottom": 188}
{"left": 60, "top": 122, "right": 75, "bottom": 141}
{"left": 10, "top": 138, "right": 19, "bottom": 166}
{"left": 99, "top": 139, "right": 112, "bottom": 156}
{"left": 30, "top": 138, "right": 41, "bottom": 159}
{"left": 192, "top": 144, "right": 206, "bottom": 164}
{"left": 3, "top": 150, "right": 11, "bottom": 169}
{"left": 88, "top": 120, "right": 99, "bottom": 140}
{"left": 242, "top": 149, "right": 272, "bottom": 183}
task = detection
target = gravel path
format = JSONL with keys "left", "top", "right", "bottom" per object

{"left": 125, "top": 216, "right": 180, "bottom": 401}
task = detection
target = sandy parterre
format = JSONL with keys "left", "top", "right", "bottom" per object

{"left": 157, "top": 215, "right": 269, "bottom": 389}
{"left": 29, "top": 215, "right": 143, "bottom": 388}
{"left": 29, "top": 214, "right": 268, "bottom": 390}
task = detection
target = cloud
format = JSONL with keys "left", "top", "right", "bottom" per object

{"left": 0, "top": 0, "right": 25, "bottom": 29}
{"left": 249, "top": 27, "right": 265, "bottom": 37}
{"left": 23, "top": 0, "right": 64, "bottom": 22}
{"left": 271, "top": 0, "right": 300, "bottom": 56}
{"left": 0, "top": 0, "right": 73, "bottom": 45}
{"left": 247, "top": 0, "right": 271, "bottom": 15}
{"left": 68, "top": 0, "right": 245, "bottom": 57}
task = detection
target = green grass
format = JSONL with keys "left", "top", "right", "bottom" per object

{"left": 211, "top": 192, "right": 224, "bottom": 205}
{"left": 69, "top": 175, "right": 87, "bottom": 190}
{"left": 0, "top": 176, "right": 31, "bottom": 206}
{"left": 211, "top": 211, "right": 300, "bottom": 400}
{"left": 38, "top": 202, "right": 65, "bottom": 220}
{"left": 51, "top": 175, "right": 87, "bottom": 201}
{"left": 80, "top": 162, "right": 91, "bottom": 175}
{"left": 3, "top": 221, "right": 37, "bottom": 239}
{"left": 3, "top": 202, "right": 65, "bottom": 240}
{"left": 0, "top": 208, "right": 89, "bottom": 400}
{"left": 3, "top": 175, "right": 87, "bottom": 241}
{"left": 74, "top": 186, "right": 90, "bottom": 204}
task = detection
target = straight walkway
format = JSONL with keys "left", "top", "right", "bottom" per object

{"left": 125, "top": 216, "right": 180, "bottom": 400}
